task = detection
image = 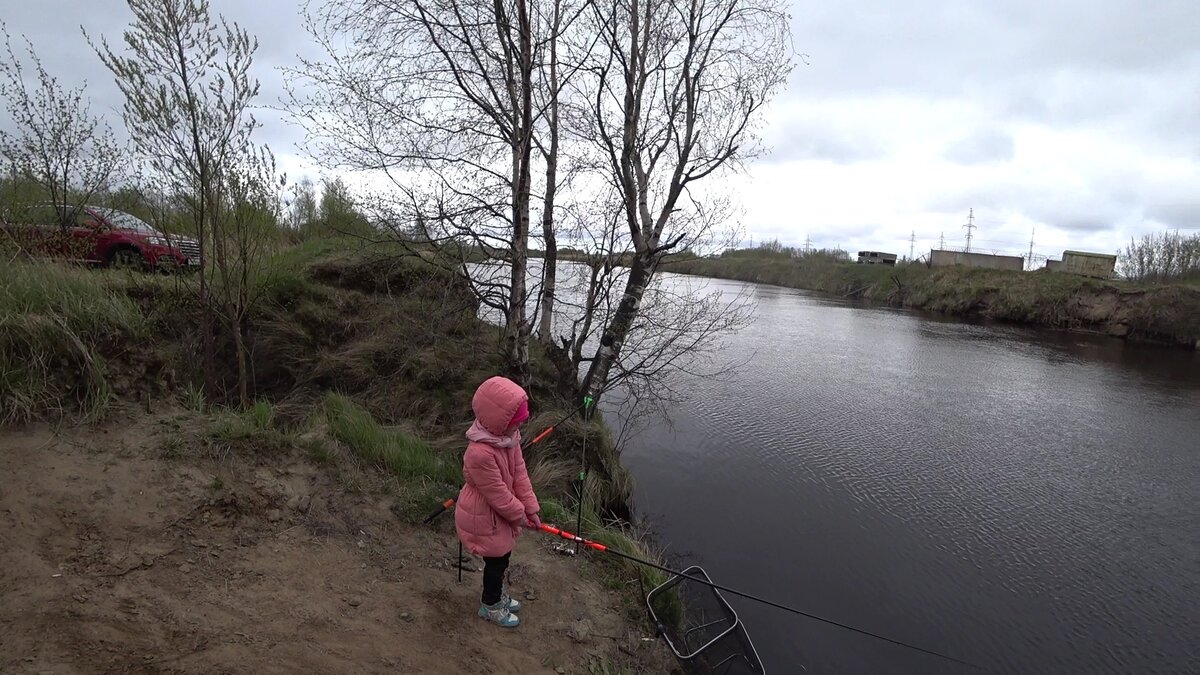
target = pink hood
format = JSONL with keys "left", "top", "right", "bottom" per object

{"left": 470, "top": 376, "right": 528, "bottom": 437}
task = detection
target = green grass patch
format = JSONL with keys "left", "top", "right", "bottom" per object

{"left": 322, "top": 393, "right": 461, "bottom": 485}
{"left": 211, "top": 400, "right": 276, "bottom": 440}
{"left": 0, "top": 259, "right": 149, "bottom": 423}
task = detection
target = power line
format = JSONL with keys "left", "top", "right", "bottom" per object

{"left": 963, "top": 208, "right": 977, "bottom": 253}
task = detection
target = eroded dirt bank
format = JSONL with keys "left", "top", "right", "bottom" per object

{"left": 0, "top": 411, "right": 672, "bottom": 674}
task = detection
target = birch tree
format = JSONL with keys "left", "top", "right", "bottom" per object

{"left": 289, "top": 0, "right": 588, "bottom": 383}
{"left": 575, "top": 0, "right": 791, "bottom": 403}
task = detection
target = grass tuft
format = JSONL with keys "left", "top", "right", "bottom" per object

{"left": 0, "top": 260, "right": 147, "bottom": 423}
{"left": 182, "top": 383, "right": 207, "bottom": 413}
{"left": 249, "top": 399, "right": 274, "bottom": 430}
{"left": 322, "top": 393, "right": 461, "bottom": 485}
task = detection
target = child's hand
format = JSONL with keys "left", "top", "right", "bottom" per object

{"left": 525, "top": 513, "right": 542, "bottom": 530}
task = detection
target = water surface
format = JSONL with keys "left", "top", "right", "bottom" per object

{"left": 617, "top": 276, "right": 1199, "bottom": 674}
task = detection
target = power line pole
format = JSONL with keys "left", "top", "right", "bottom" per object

{"left": 1027, "top": 227, "right": 1036, "bottom": 271}
{"left": 909, "top": 230, "right": 916, "bottom": 261}
{"left": 963, "top": 208, "right": 976, "bottom": 253}
{"left": 939, "top": 232, "right": 945, "bottom": 250}
{"left": 803, "top": 234, "right": 812, "bottom": 254}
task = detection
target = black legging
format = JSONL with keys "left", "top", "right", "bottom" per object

{"left": 481, "top": 552, "right": 511, "bottom": 606}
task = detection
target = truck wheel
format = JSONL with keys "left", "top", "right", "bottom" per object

{"left": 109, "top": 247, "right": 144, "bottom": 270}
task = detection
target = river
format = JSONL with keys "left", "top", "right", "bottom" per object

{"left": 613, "top": 273, "right": 1200, "bottom": 674}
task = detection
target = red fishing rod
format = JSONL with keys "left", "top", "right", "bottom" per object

{"left": 422, "top": 397, "right": 596, "bottom": 524}
{"left": 537, "top": 524, "right": 982, "bottom": 671}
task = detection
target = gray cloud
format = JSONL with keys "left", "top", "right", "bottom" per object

{"left": 927, "top": 179, "right": 1141, "bottom": 233}
{"left": 787, "top": 1, "right": 1200, "bottom": 97}
{"left": 761, "top": 113, "right": 888, "bottom": 164}
{"left": 944, "top": 128, "right": 1015, "bottom": 165}
{"left": 765, "top": 131, "right": 885, "bottom": 164}
{"left": 4, "top": 0, "right": 1199, "bottom": 256}
{"left": 1145, "top": 201, "right": 1200, "bottom": 230}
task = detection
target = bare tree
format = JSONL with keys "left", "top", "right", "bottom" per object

{"left": 288, "top": 0, "right": 784, "bottom": 417}
{"left": 573, "top": 0, "right": 792, "bottom": 404}
{"left": 1120, "top": 230, "right": 1200, "bottom": 282}
{"left": 545, "top": 188, "right": 754, "bottom": 425}
{"left": 91, "top": 0, "right": 261, "bottom": 395}
{"left": 0, "top": 23, "right": 123, "bottom": 225}
{"left": 289, "top": 0, "right": 593, "bottom": 384}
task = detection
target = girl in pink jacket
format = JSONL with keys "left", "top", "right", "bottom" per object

{"left": 454, "top": 376, "right": 542, "bottom": 628}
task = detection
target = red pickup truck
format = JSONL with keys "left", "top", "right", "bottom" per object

{"left": 0, "top": 204, "right": 200, "bottom": 271}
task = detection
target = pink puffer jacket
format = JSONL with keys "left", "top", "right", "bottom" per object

{"left": 454, "top": 377, "right": 541, "bottom": 558}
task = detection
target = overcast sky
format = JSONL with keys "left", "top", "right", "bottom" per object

{"left": 4, "top": 0, "right": 1199, "bottom": 262}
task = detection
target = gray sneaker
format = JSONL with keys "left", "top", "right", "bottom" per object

{"left": 478, "top": 601, "right": 520, "bottom": 628}
{"left": 501, "top": 592, "right": 522, "bottom": 613}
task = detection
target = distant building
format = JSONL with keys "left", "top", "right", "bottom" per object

{"left": 1048, "top": 250, "right": 1117, "bottom": 278}
{"left": 929, "top": 249, "right": 1024, "bottom": 271}
{"left": 857, "top": 251, "right": 898, "bottom": 266}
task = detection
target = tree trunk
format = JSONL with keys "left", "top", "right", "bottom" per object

{"left": 537, "top": 169, "right": 557, "bottom": 343}
{"left": 505, "top": 0, "right": 535, "bottom": 386}
{"left": 197, "top": 207, "right": 214, "bottom": 395}
{"left": 232, "top": 313, "right": 249, "bottom": 408}
{"left": 581, "top": 252, "right": 653, "bottom": 403}
{"left": 507, "top": 133, "right": 531, "bottom": 384}
{"left": 537, "top": 0, "right": 563, "bottom": 344}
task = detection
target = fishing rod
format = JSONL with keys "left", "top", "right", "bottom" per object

{"left": 538, "top": 524, "right": 981, "bottom": 671}
{"left": 422, "top": 396, "right": 597, "bottom": 524}
{"left": 572, "top": 395, "right": 596, "bottom": 555}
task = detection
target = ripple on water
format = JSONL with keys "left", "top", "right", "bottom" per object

{"left": 622, "top": 281, "right": 1200, "bottom": 674}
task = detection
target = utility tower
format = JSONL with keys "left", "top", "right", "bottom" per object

{"left": 803, "top": 234, "right": 813, "bottom": 254}
{"left": 909, "top": 230, "right": 916, "bottom": 261}
{"left": 1027, "top": 227, "right": 1036, "bottom": 271}
{"left": 939, "top": 232, "right": 945, "bottom": 249}
{"left": 963, "top": 209, "right": 977, "bottom": 253}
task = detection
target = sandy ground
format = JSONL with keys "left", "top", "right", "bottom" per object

{"left": 0, "top": 411, "right": 672, "bottom": 674}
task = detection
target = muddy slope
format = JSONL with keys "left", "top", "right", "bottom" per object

{"left": 0, "top": 411, "right": 671, "bottom": 675}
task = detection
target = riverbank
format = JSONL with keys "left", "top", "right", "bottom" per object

{"left": 665, "top": 256, "right": 1200, "bottom": 349}
{"left": 0, "top": 243, "right": 677, "bottom": 673}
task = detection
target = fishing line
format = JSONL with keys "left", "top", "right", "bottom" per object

{"left": 539, "top": 524, "right": 982, "bottom": 671}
